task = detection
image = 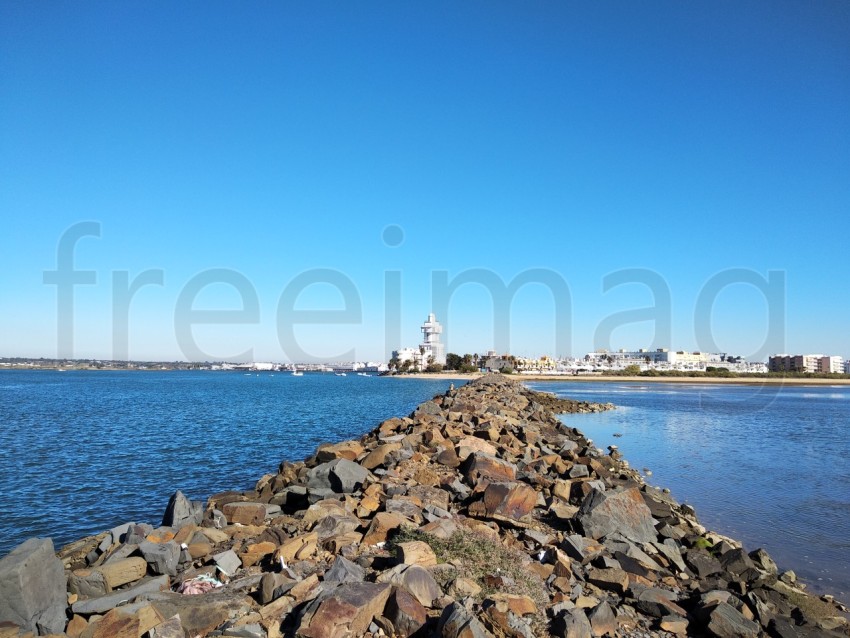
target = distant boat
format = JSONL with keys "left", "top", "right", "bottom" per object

{"left": 335, "top": 372, "right": 347, "bottom": 377}
{"left": 291, "top": 369, "right": 304, "bottom": 376}
{"left": 357, "top": 372, "right": 370, "bottom": 377}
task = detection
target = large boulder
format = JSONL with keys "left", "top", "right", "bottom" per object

{"left": 298, "top": 582, "right": 392, "bottom": 638}
{"left": 0, "top": 537, "right": 67, "bottom": 635}
{"left": 308, "top": 459, "right": 372, "bottom": 493}
{"left": 577, "top": 487, "right": 657, "bottom": 543}
{"left": 706, "top": 601, "right": 760, "bottom": 637}
{"left": 480, "top": 481, "right": 538, "bottom": 522}
{"left": 161, "top": 490, "right": 203, "bottom": 528}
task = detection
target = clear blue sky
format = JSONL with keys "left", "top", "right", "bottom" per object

{"left": 2, "top": 2, "right": 848, "bottom": 362}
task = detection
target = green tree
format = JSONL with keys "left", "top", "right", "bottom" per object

{"left": 445, "top": 353, "right": 463, "bottom": 370}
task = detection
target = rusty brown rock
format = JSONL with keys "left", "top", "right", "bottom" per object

{"left": 385, "top": 588, "right": 428, "bottom": 638}
{"left": 397, "top": 540, "right": 438, "bottom": 567}
{"left": 363, "top": 512, "right": 406, "bottom": 545}
{"left": 221, "top": 502, "right": 267, "bottom": 526}
{"left": 298, "top": 582, "right": 392, "bottom": 638}
{"left": 463, "top": 452, "right": 517, "bottom": 487}
{"left": 360, "top": 442, "right": 402, "bottom": 470}
{"left": 480, "top": 481, "right": 538, "bottom": 522}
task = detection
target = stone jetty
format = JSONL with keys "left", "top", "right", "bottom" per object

{"left": 1, "top": 374, "right": 847, "bottom": 638}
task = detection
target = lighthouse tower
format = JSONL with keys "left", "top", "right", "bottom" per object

{"left": 420, "top": 312, "right": 446, "bottom": 365}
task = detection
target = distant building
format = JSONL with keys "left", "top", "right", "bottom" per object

{"left": 819, "top": 356, "right": 844, "bottom": 374}
{"left": 768, "top": 354, "right": 843, "bottom": 374}
{"left": 392, "top": 312, "right": 446, "bottom": 370}
{"left": 420, "top": 313, "right": 445, "bottom": 366}
{"left": 845, "top": 360, "right": 850, "bottom": 374}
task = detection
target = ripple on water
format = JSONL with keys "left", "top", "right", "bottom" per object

{"left": 0, "top": 370, "right": 454, "bottom": 555}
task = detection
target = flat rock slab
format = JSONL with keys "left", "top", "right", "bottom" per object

{"left": 577, "top": 486, "right": 657, "bottom": 543}
{"left": 221, "top": 502, "right": 267, "bottom": 526}
{"left": 481, "top": 481, "right": 537, "bottom": 522}
{"left": 72, "top": 575, "right": 170, "bottom": 615}
{"left": 707, "top": 601, "right": 760, "bottom": 637}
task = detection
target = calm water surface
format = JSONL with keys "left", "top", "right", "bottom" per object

{"left": 0, "top": 370, "right": 451, "bottom": 555}
{"left": 529, "top": 381, "right": 850, "bottom": 596}
{"left": 2, "top": 372, "right": 847, "bottom": 598}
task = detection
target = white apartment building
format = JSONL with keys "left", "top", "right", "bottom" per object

{"left": 392, "top": 313, "right": 446, "bottom": 370}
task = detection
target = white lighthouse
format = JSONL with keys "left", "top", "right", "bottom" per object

{"left": 420, "top": 312, "right": 445, "bottom": 365}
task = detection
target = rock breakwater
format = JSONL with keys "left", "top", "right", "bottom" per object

{"left": 0, "top": 374, "right": 847, "bottom": 638}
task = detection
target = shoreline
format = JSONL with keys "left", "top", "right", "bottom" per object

{"left": 394, "top": 372, "right": 850, "bottom": 386}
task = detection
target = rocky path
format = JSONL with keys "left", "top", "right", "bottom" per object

{"left": 0, "top": 374, "right": 847, "bottom": 637}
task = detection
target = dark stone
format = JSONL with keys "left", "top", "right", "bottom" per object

{"left": 0, "top": 537, "right": 67, "bottom": 635}
{"left": 161, "top": 490, "right": 203, "bottom": 528}
{"left": 439, "top": 602, "right": 493, "bottom": 638}
{"left": 707, "top": 601, "right": 760, "bottom": 637}
{"left": 768, "top": 617, "right": 801, "bottom": 638}
{"left": 308, "top": 459, "right": 371, "bottom": 493}
{"left": 686, "top": 549, "right": 724, "bottom": 578}
{"left": 385, "top": 588, "right": 427, "bottom": 638}
{"left": 633, "top": 587, "right": 688, "bottom": 618}
{"left": 551, "top": 607, "right": 593, "bottom": 638}
{"left": 139, "top": 540, "right": 180, "bottom": 576}
{"left": 324, "top": 556, "right": 366, "bottom": 584}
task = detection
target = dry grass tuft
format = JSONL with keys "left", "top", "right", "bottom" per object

{"left": 389, "top": 527, "right": 549, "bottom": 632}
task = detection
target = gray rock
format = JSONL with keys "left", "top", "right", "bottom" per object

{"left": 148, "top": 614, "right": 185, "bottom": 638}
{"left": 686, "top": 549, "right": 723, "bottom": 578}
{"left": 108, "top": 521, "right": 136, "bottom": 545}
{"left": 439, "top": 601, "right": 493, "bottom": 638}
{"left": 587, "top": 601, "right": 617, "bottom": 636}
{"left": 330, "top": 458, "right": 372, "bottom": 493}
{"left": 577, "top": 486, "right": 657, "bottom": 543}
{"left": 324, "top": 555, "right": 366, "bottom": 584}
{"left": 569, "top": 464, "right": 589, "bottom": 478}
{"left": 707, "top": 601, "right": 760, "bottom": 637}
{"left": 139, "top": 540, "right": 180, "bottom": 576}
{"left": 223, "top": 623, "right": 266, "bottom": 637}
{"left": 313, "top": 514, "right": 361, "bottom": 541}
{"left": 0, "top": 537, "right": 67, "bottom": 635}
{"left": 213, "top": 549, "right": 242, "bottom": 576}
{"left": 71, "top": 575, "right": 170, "bottom": 614}
{"left": 162, "top": 489, "right": 203, "bottom": 528}
{"left": 379, "top": 564, "right": 441, "bottom": 608}
{"left": 126, "top": 523, "right": 154, "bottom": 544}
{"left": 552, "top": 607, "right": 593, "bottom": 638}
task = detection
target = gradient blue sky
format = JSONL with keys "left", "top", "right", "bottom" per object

{"left": 2, "top": 2, "right": 848, "bottom": 362}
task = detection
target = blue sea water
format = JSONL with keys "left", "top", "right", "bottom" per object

{"left": 528, "top": 381, "right": 850, "bottom": 596}
{"left": 0, "top": 370, "right": 452, "bottom": 556}
{"left": 1, "top": 372, "right": 847, "bottom": 598}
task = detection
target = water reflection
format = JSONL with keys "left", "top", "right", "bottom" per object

{"left": 529, "top": 381, "right": 850, "bottom": 596}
